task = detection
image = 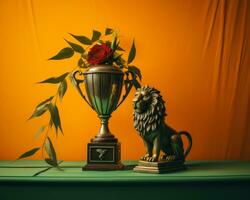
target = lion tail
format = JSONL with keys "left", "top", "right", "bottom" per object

{"left": 178, "top": 131, "right": 192, "bottom": 158}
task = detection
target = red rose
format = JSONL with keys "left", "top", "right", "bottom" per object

{"left": 87, "top": 44, "right": 113, "bottom": 65}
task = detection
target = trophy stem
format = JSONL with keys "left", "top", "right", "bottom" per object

{"left": 99, "top": 115, "right": 111, "bottom": 137}
{"left": 91, "top": 115, "right": 118, "bottom": 143}
{"left": 82, "top": 65, "right": 125, "bottom": 170}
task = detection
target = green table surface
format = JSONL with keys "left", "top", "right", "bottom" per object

{"left": 0, "top": 160, "right": 250, "bottom": 183}
{"left": 1, "top": 160, "right": 250, "bottom": 200}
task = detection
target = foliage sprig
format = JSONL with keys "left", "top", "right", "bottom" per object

{"left": 18, "top": 28, "right": 142, "bottom": 167}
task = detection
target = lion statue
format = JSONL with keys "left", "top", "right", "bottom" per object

{"left": 133, "top": 85, "right": 192, "bottom": 162}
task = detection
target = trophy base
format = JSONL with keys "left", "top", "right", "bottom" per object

{"left": 133, "top": 160, "right": 186, "bottom": 174}
{"left": 91, "top": 135, "right": 118, "bottom": 143}
{"left": 83, "top": 162, "right": 124, "bottom": 171}
{"left": 82, "top": 142, "right": 124, "bottom": 171}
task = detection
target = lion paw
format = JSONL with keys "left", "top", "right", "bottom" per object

{"left": 168, "top": 155, "right": 176, "bottom": 161}
{"left": 146, "top": 155, "right": 158, "bottom": 162}
{"left": 140, "top": 154, "right": 151, "bottom": 161}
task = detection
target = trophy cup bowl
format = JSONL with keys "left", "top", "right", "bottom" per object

{"left": 72, "top": 65, "right": 132, "bottom": 170}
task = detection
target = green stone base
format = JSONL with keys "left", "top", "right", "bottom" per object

{"left": 133, "top": 160, "right": 186, "bottom": 174}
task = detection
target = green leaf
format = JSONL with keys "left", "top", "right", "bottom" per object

{"left": 111, "top": 36, "right": 117, "bottom": 51}
{"left": 29, "top": 96, "right": 54, "bottom": 120}
{"left": 114, "top": 53, "right": 122, "bottom": 60}
{"left": 127, "top": 39, "right": 136, "bottom": 64}
{"left": 49, "top": 118, "right": 53, "bottom": 128}
{"left": 105, "top": 41, "right": 111, "bottom": 47}
{"left": 45, "top": 159, "right": 62, "bottom": 170}
{"left": 92, "top": 30, "right": 101, "bottom": 42}
{"left": 105, "top": 28, "right": 113, "bottom": 35}
{"left": 48, "top": 103, "right": 63, "bottom": 134}
{"left": 37, "top": 96, "right": 54, "bottom": 108}
{"left": 64, "top": 39, "right": 84, "bottom": 54}
{"left": 97, "top": 40, "right": 104, "bottom": 44}
{"left": 132, "top": 78, "right": 141, "bottom": 89}
{"left": 18, "top": 147, "right": 40, "bottom": 159}
{"left": 29, "top": 104, "right": 48, "bottom": 120}
{"left": 81, "top": 53, "right": 87, "bottom": 59}
{"left": 128, "top": 66, "right": 142, "bottom": 80}
{"left": 77, "top": 58, "right": 87, "bottom": 68}
{"left": 45, "top": 158, "right": 57, "bottom": 167}
{"left": 35, "top": 126, "right": 46, "bottom": 139}
{"left": 39, "top": 72, "right": 69, "bottom": 84}
{"left": 78, "top": 57, "right": 83, "bottom": 67}
{"left": 58, "top": 79, "right": 67, "bottom": 101}
{"left": 113, "top": 53, "right": 125, "bottom": 66}
{"left": 45, "top": 137, "right": 58, "bottom": 167}
{"left": 70, "top": 33, "right": 92, "bottom": 45}
{"left": 49, "top": 47, "right": 74, "bottom": 60}
{"left": 117, "top": 46, "right": 125, "bottom": 51}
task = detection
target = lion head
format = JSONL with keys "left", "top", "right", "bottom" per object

{"left": 133, "top": 85, "right": 167, "bottom": 136}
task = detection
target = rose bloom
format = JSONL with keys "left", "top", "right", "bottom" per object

{"left": 87, "top": 44, "right": 113, "bottom": 65}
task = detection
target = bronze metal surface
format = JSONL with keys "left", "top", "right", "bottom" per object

{"left": 83, "top": 65, "right": 124, "bottom": 142}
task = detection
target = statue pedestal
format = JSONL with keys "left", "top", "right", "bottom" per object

{"left": 82, "top": 142, "right": 124, "bottom": 171}
{"left": 133, "top": 160, "right": 186, "bottom": 174}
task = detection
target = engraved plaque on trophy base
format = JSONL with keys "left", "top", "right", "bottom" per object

{"left": 82, "top": 142, "right": 124, "bottom": 171}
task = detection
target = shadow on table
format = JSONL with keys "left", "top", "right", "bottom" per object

{"left": 185, "top": 160, "right": 244, "bottom": 171}
{"left": 123, "top": 164, "right": 137, "bottom": 170}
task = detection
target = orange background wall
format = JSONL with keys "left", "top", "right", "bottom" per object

{"left": 0, "top": 0, "right": 249, "bottom": 161}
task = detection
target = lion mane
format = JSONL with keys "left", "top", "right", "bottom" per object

{"left": 133, "top": 86, "right": 167, "bottom": 137}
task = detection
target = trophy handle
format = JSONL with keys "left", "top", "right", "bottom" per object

{"left": 71, "top": 70, "right": 94, "bottom": 109}
{"left": 115, "top": 71, "right": 134, "bottom": 110}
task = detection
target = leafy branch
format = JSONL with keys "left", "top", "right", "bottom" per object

{"left": 18, "top": 28, "right": 142, "bottom": 167}
{"left": 50, "top": 28, "right": 141, "bottom": 88}
{"left": 18, "top": 73, "right": 68, "bottom": 168}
